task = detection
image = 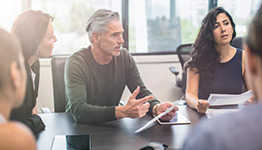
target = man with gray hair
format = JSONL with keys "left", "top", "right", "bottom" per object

{"left": 65, "top": 9, "right": 178, "bottom": 123}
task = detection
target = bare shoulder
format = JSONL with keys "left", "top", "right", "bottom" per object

{"left": 187, "top": 67, "right": 199, "bottom": 77}
{"left": 0, "top": 122, "right": 37, "bottom": 150}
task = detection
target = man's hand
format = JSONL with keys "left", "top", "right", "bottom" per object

{"left": 154, "top": 102, "right": 179, "bottom": 121}
{"left": 196, "top": 100, "right": 209, "bottom": 114}
{"left": 115, "top": 86, "right": 154, "bottom": 119}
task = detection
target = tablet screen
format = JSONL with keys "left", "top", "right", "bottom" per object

{"left": 156, "top": 111, "right": 190, "bottom": 125}
{"left": 51, "top": 134, "right": 91, "bottom": 150}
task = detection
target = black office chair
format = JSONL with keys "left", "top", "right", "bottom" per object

{"left": 169, "top": 44, "right": 193, "bottom": 93}
{"left": 51, "top": 55, "right": 125, "bottom": 112}
{"left": 51, "top": 56, "right": 69, "bottom": 112}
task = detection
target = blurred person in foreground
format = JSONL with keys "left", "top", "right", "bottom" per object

{"left": 0, "top": 28, "right": 36, "bottom": 150}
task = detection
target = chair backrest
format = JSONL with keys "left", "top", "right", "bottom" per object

{"left": 176, "top": 44, "right": 193, "bottom": 93}
{"left": 51, "top": 56, "right": 68, "bottom": 112}
{"left": 231, "top": 37, "right": 243, "bottom": 49}
{"left": 176, "top": 44, "right": 194, "bottom": 69}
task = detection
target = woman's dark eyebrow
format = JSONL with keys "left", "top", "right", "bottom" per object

{"left": 215, "top": 19, "right": 229, "bottom": 24}
{"left": 222, "top": 19, "right": 229, "bottom": 23}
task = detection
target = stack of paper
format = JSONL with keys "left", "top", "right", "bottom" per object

{"left": 205, "top": 109, "right": 240, "bottom": 119}
{"left": 207, "top": 90, "right": 252, "bottom": 106}
{"left": 205, "top": 90, "right": 253, "bottom": 119}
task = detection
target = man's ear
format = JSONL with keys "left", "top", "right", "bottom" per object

{"left": 245, "top": 45, "right": 257, "bottom": 75}
{"left": 92, "top": 32, "right": 100, "bottom": 43}
{"left": 10, "top": 61, "right": 20, "bottom": 90}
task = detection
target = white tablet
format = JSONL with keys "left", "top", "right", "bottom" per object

{"left": 155, "top": 111, "right": 190, "bottom": 125}
{"left": 51, "top": 134, "right": 91, "bottom": 150}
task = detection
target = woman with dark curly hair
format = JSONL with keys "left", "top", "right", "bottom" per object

{"left": 185, "top": 7, "right": 249, "bottom": 114}
{"left": 183, "top": 4, "right": 262, "bottom": 149}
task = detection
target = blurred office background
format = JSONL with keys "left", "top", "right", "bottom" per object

{"left": 0, "top": 0, "right": 261, "bottom": 112}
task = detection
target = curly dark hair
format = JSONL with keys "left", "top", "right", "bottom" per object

{"left": 185, "top": 7, "right": 236, "bottom": 81}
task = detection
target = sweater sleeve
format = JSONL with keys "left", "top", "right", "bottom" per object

{"left": 10, "top": 108, "right": 45, "bottom": 136}
{"left": 65, "top": 55, "right": 116, "bottom": 123}
{"left": 125, "top": 51, "right": 160, "bottom": 115}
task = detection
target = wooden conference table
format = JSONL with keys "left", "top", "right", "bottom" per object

{"left": 36, "top": 105, "right": 211, "bottom": 150}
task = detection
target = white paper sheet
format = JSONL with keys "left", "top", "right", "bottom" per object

{"left": 134, "top": 101, "right": 178, "bottom": 133}
{"left": 205, "top": 108, "right": 240, "bottom": 119}
{"left": 207, "top": 90, "right": 253, "bottom": 106}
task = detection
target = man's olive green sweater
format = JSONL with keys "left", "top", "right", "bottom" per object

{"left": 65, "top": 46, "right": 159, "bottom": 123}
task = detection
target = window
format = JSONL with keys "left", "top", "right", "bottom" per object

{"left": 31, "top": 0, "right": 121, "bottom": 55}
{"left": 2, "top": 0, "right": 260, "bottom": 55}
{"left": 218, "top": 0, "right": 262, "bottom": 37}
{"left": 0, "top": 0, "right": 24, "bottom": 31}
{"left": 128, "top": 0, "right": 208, "bottom": 53}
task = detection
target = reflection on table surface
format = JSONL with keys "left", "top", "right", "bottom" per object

{"left": 38, "top": 105, "right": 236, "bottom": 150}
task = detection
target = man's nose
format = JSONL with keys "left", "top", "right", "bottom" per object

{"left": 118, "top": 35, "right": 124, "bottom": 43}
{"left": 53, "top": 35, "right": 57, "bottom": 42}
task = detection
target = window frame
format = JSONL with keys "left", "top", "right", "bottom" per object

{"left": 26, "top": 0, "right": 217, "bottom": 55}
{"left": 121, "top": 0, "right": 216, "bottom": 55}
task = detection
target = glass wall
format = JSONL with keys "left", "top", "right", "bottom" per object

{"left": 0, "top": 0, "right": 24, "bottom": 31}
{"left": 1, "top": 0, "right": 261, "bottom": 54}
{"left": 218, "top": 0, "right": 261, "bottom": 37}
{"left": 31, "top": 0, "right": 121, "bottom": 55}
{"left": 128, "top": 0, "right": 208, "bottom": 53}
